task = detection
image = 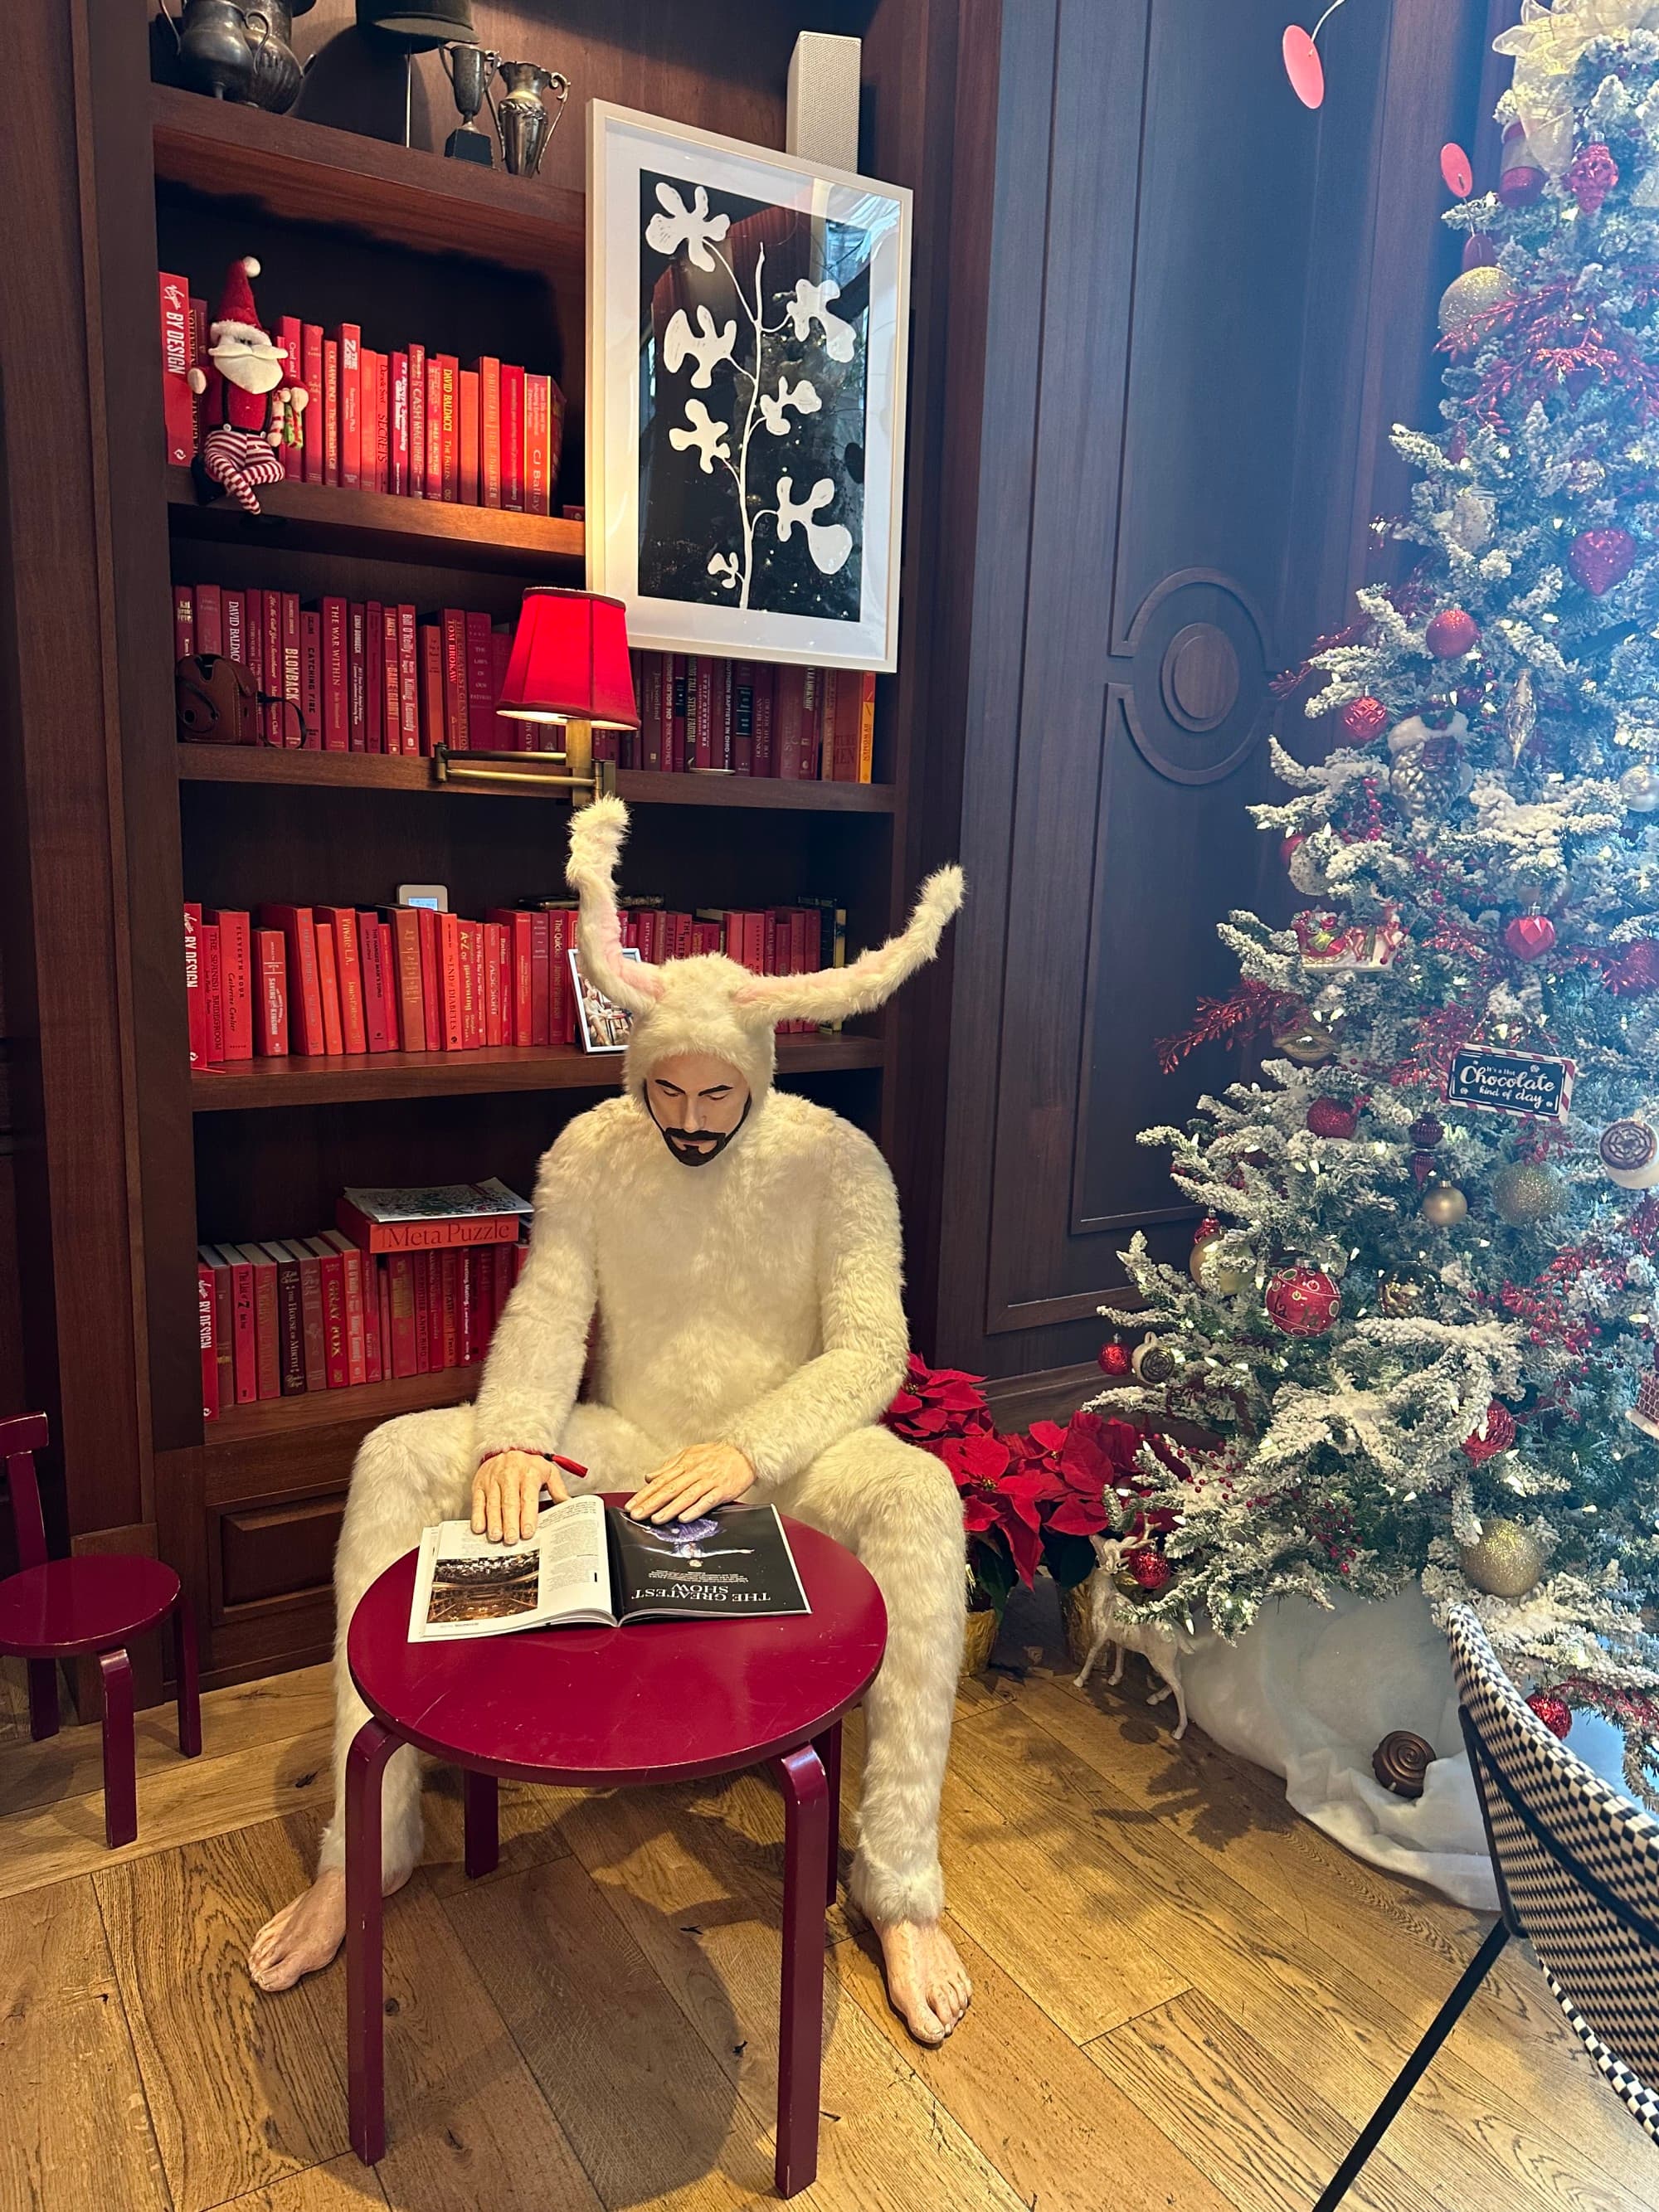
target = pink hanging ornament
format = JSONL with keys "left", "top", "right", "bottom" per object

{"left": 1569, "top": 527, "right": 1636, "bottom": 596}
{"left": 1440, "top": 143, "right": 1472, "bottom": 197}
{"left": 1282, "top": 0, "right": 1348, "bottom": 109}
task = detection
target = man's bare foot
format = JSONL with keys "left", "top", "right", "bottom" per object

{"left": 248, "top": 1865, "right": 410, "bottom": 1993}
{"left": 871, "top": 1918, "right": 972, "bottom": 2045}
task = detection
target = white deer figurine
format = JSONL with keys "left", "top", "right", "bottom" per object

{"left": 1072, "top": 1530, "right": 1197, "bottom": 1738}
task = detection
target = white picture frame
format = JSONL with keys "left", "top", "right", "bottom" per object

{"left": 586, "top": 100, "right": 912, "bottom": 673}
{"left": 569, "top": 945, "right": 644, "bottom": 1053}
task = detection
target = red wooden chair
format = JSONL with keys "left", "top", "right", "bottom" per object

{"left": 0, "top": 1412, "right": 200, "bottom": 1845}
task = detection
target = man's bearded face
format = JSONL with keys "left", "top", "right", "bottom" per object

{"left": 210, "top": 328, "right": 287, "bottom": 395}
{"left": 645, "top": 1053, "right": 751, "bottom": 1167}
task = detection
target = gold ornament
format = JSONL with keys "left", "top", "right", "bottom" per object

{"left": 1273, "top": 1014, "right": 1342, "bottom": 1066}
{"left": 1459, "top": 1518, "right": 1545, "bottom": 1600}
{"left": 1620, "top": 761, "right": 1659, "bottom": 814}
{"left": 1421, "top": 1178, "right": 1468, "bottom": 1225}
{"left": 1379, "top": 1271, "right": 1426, "bottom": 1317}
{"left": 1438, "top": 265, "right": 1511, "bottom": 345}
{"left": 1491, "top": 1159, "right": 1564, "bottom": 1226}
{"left": 1190, "top": 1228, "right": 1249, "bottom": 1295}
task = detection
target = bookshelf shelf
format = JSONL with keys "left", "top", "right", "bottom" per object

{"left": 192, "top": 1033, "right": 885, "bottom": 1111}
{"left": 166, "top": 469, "right": 585, "bottom": 576}
{"left": 151, "top": 83, "right": 585, "bottom": 287}
{"left": 208, "top": 1367, "right": 476, "bottom": 1446}
{"left": 176, "top": 746, "right": 898, "bottom": 813}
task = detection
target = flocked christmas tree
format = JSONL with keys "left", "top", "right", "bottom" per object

{"left": 1090, "top": 3, "right": 1659, "bottom": 1802}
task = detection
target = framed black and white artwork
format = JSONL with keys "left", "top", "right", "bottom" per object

{"left": 586, "top": 101, "right": 912, "bottom": 672}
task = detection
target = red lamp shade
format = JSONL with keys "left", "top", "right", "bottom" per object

{"left": 497, "top": 587, "right": 638, "bottom": 729}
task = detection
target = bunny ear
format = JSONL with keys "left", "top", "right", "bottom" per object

{"left": 565, "top": 795, "right": 665, "bottom": 1014}
{"left": 734, "top": 864, "right": 964, "bottom": 1024}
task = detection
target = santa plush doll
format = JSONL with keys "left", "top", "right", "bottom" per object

{"left": 187, "top": 255, "right": 306, "bottom": 515}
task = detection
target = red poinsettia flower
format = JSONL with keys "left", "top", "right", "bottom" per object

{"left": 935, "top": 1431, "right": 1048, "bottom": 1585}
{"left": 883, "top": 1354, "right": 996, "bottom": 1443}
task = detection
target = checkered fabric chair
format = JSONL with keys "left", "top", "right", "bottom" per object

{"left": 1315, "top": 1603, "right": 1659, "bottom": 2209}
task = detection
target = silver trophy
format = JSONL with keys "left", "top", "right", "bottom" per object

{"left": 441, "top": 41, "right": 499, "bottom": 164}
{"left": 494, "top": 62, "right": 569, "bottom": 178}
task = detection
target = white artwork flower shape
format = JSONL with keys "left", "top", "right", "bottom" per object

{"left": 774, "top": 474, "right": 853, "bottom": 576}
{"left": 645, "top": 182, "right": 730, "bottom": 272}
{"left": 784, "top": 280, "right": 856, "bottom": 362}
{"left": 759, "top": 375, "right": 822, "bottom": 435}
{"left": 669, "top": 398, "right": 732, "bottom": 475}
{"left": 708, "top": 552, "right": 739, "bottom": 591}
{"left": 662, "top": 304, "right": 738, "bottom": 390}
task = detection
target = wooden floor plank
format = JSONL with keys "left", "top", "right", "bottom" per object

{"left": 0, "top": 1873, "right": 170, "bottom": 2212}
{"left": 94, "top": 1817, "right": 349, "bottom": 2212}
{"left": 416, "top": 1767, "right": 575, "bottom": 1898}
{"left": 204, "top": 2152, "right": 390, "bottom": 2210}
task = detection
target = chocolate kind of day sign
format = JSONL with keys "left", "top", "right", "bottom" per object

{"left": 1445, "top": 1047, "right": 1574, "bottom": 1123}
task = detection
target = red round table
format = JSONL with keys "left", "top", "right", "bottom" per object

{"left": 344, "top": 1504, "right": 887, "bottom": 2195}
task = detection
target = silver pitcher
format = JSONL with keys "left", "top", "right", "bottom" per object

{"left": 494, "top": 62, "right": 568, "bottom": 178}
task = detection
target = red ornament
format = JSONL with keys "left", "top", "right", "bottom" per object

{"left": 1266, "top": 1267, "right": 1340, "bottom": 1336}
{"left": 1446, "top": 425, "right": 1468, "bottom": 463}
{"left": 1411, "top": 1150, "right": 1436, "bottom": 1185}
{"left": 1569, "top": 527, "right": 1636, "bottom": 596}
{"left": 1281, "top": 24, "right": 1324, "bottom": 109}
{"left": 1460, "top": 236, "right": 1498, "bottom": 271}
{"left": 1340, "top": 695, "right": 1388, "bottom": 741}
{"left": 1498, "top": 124, "right": 1545, "bottom": 207}
{"left": 1127, "top": 1548, "right": 1173, "bottom": 1594}
{"left": 1526, "top": 1690, "right": 1572, "bottom": 1739}
{"left": 1566, "top": 142, "right": 1618, "bottom": 216}
{"left": 1462, "top": 1402, "right": 1517, "bottom": 1464}
{"left": 1425, "top": 607, "right": 1479, "bottom": 659}
{"left": 1409, "top": 1114, "right": 1443, "bottom": 1148}
{"left": 1306, "top": 1096, "right": 1358, "bottom": 1139}
{"left": 1440, "top": 142, "right": 1472, "bottom": 198}
{"left": 1098, "top": 1342, "right": 1132, "bottom": 1377}
{"left": 1503, "top": 913, "right": 1557, "bottom": 960}
{"left": 1603, "top": 941, "right": 1659, "bottom": 996}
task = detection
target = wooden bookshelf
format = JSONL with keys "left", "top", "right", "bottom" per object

{"left": 192, "top": 1033, "right": 886, "bottom": 1111}
{"left": 208, "top": 1367, "right": 476, "bottom": 1446}
{"left": 176, "top": 745, "right": 898, "bottom": 812}
{"left": 166, "top": 469, "right": 585, "bottom": 576}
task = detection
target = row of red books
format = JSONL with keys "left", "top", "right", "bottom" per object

{"left": 173, "top": 582, "right": 514, "bottom": 755}
{"left": 160, "top": 275, "right": 564, "bottom": 513}
{"left": 197, "top": 1233, "right": 527, "bottom": 1419}
{"left": 183, "top": 897, "right": 849, "bottom": 1063}
{"left": 606, "top": 656, "right": 876, "bottom": 782}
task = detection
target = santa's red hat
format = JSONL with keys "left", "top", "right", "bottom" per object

{"left": 210, "top": 255, "right": 270, "bottom": 345}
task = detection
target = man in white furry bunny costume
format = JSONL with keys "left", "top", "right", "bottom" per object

{"left": 250, "top": 796, "right": 974, "bottom": 2042}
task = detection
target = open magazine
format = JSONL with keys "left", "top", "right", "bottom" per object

{"left": 408, "top": 1493, "right": 810, "bottom": 1641}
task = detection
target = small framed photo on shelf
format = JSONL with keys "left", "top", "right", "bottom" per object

{"left": 587, "top": 100, "right": 912, "bottom": 673}
{"left": 569, "top": 945, "right": 644, "bottom": 1053}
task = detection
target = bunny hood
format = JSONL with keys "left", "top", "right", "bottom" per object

{"left": 565, "top": 794, "right": 964, "bottom": 1111}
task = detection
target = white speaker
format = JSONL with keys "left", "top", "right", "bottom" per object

{"left": 786, "top": 32, "right": 861, "bottom": 173}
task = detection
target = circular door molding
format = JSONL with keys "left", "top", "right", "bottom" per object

{"left": 1117, "top": 567, "right": 1273, "bottom": 785}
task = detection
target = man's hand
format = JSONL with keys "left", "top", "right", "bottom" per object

{"left": 626, "top": 1442, "right": 755, "bottom": 1524}
{"left": 471, "top": 1451, "right": 567, "bottom": 1544}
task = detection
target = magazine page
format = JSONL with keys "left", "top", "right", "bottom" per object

{"left": 609, "top": 1502, "right": 810, "bottom": 1622}
{"left": 408, "top": 1493, "right": 615, "bottom": 1641}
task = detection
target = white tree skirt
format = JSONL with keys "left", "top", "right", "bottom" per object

{"left": 1177, "top": 1582, "right": 1631, "bottom": 1912}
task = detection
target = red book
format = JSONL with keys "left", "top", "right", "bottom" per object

{"left": 411, "top": 1252, "right": 432, "bottom": 1373}
{"left": 200, "top": 921, "right": 226, "bottom": 1062}
{"left": 389, "top": 907, "right": 426, "bottom": 1053}
{"left": 324, "top": 1231, "right": 367, "bottom": 1384}
{"left": 243, "top": 586, "right": 265, "bottom": 694}
{"left": 189, "top": 296, "right": 207, "bottom": 449}
{"left": 436, "top": 356, "right": 459, "bottom": 500}
{"left": 458, "top": 1251, "right": 478, "bottom": 1366}
{"left": 419, "top": 622, "right": 445, "bottom": 755}
{"left": 407, "top": 343, "right": 426, "bottom": 498}
{"left": 263, "top": 591, "right": 285, "bottom": 744}
{"left": 488, "top": 909, "right": 531, "bottom": 1044}
{"left": 377, "top": 921, "right": 398, "bottom": 1046}
{"left": 483, "top": 920, "right": 505, "bottom": 1045}
{"left": 433, "top": 1251, "right": 456, "bottom": 1369}
{"left": 358, "top": 912, "right": 394, "bottom": 1051}
{"left": 637, "top": 654, "right": 664, "bottom": 771}
{"left": 158, "top": 273, "right": 195, "bottom": 466}
{"left": 223, "top": 591, "right": 246, "bottom": 669}
{"left": 731, "top": 663, "right": 757, "bottom": 775}
{"left": 205, "top": 1242, "right": 256, "bottom": 1404}
{"left": 438, "top": 912, "right": 465, "bottom": 1049}
{"left": 524, "top": 373, "right": 552, "bottom": 515}
{"left": 339, "top": 323, "right": 362, "bottom": 488}
{"left": 458, "top": 367, "right": 479, "bottom": 503}
{"left": 260, "top": 1241, "right": 306, "bottom": 1396}
{"left": 280, "top": 592, "right": 304, "bottom": 748}
{"left": 183, "top": 903, "right": 206, "bottom": 1070}
{"left": 362, "top": 348, "right": 385, "bottom": 491}
{"left": 380, "top": 603, "right": 401, "bottom": 752}
{"left": 364, "top": 600, "right": 383, "bottom": 754}
{"left": 489, "top": 629, "right": 514, "bottom": 751}
{"left": 348, "top": 600, "right": 367, "bottom": 751}
{"left": 424, "top": 356, "right": 442, "bottom": 500}
{"left": 302, "top": 323, "right": 324, "bottom": 483}
{"left": 205, "top": 908, "right": 252, "bottom": 1061}
{"left": 457, "top": 921, "right": 480, "bottom": 1049}
{"left": 821, "top": 667, "right": 873, "bottom": 780}
{"left": 397, "top": 605, "right": 421, "bottom": 755}
{"left": 280, "top": 1238, "right": 327, "bottom": 1392}
{"left": 389, "top": 351, "right": 410, "bottom": 494}
{"left": 752, "top": 664, "right": 776, "bottom": 775}
{"left": 319, "top": 596, "right": 348, "bottom": 751}
{"left": 196, "top": 584, "right": 223, "bottom": 658}
{"left": 465, "top": 612, "right": 496, "bottom": 751}
{"left": 441, "top": 610, "right": 469, "bottom": 750}
{"left": 416, "top": 905, "right": 442, "bottom": 1048}
{"left": 254, "top": 927, "right": 288, "bottom": 1055}
{"left": 476, "top": 357, "right": 501, "bottom": 508}
{"left": 235, "top": 1242, "right": 281, "bottom": 1400}
{"left": 323, "top": 338, "right": 339, "bottom": 484}
{"left": 317, "top": 906, "right": 367, "bottom": 1054}
{"left": 775, "top": 664, "right": 820, "bottom": 779}
{"left": 500, "top": 364, "right": 524, "bottom": 512}
{"left": 172, "top": 584, "right": 194, "bottom": 663}
{"left": 259, "top": 905, "right": 324, "bottom": 1056}
{"left": 364, "top": 1252, "right": 385, "bottom": 1383}
{"left": 300, "top": 608, "right": 323, "bottom": 748}
{"left": 528, "top": 910, "right": 552, "bottom": 1045}
{"left": 279, "top": 314, "right": 302, "bottom": 479}
{"left": 714, "top": 659, "right": 734, "bottom": 771}
{"left": 387, "top": 1252, "right": 419, "bottom": 1377}
{"left": 313, "top": 921, "right": 344, "bottom": 1056}
{"left": 669, "top": 655, "right": 688, "bottom": 771}
{"left": 308, "top": 1236, "right": 349, "bottom": 1388}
